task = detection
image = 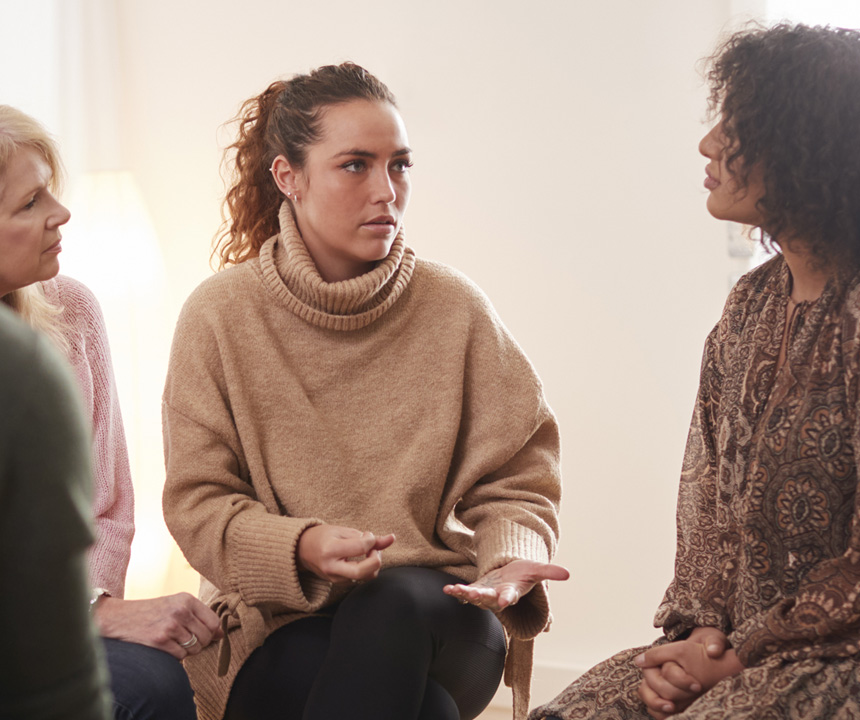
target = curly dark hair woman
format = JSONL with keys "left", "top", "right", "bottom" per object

{"left": 531, "top": 23, "right": 860, "bottom": 720}
{"left": 707, "top": 23, "right": 860, "bottom": 269}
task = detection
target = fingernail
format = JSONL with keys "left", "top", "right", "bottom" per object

{"left": 663, "top": 704, "right": 673, "bottom": 712}
{"left": 634, "top": 653, "right": 644, "bottom": 666}
{"left": 708, "top": 643, "right": 720, "bottom": 652}
{"left": 691, "top": 683, "right": 702, "bottom": 692}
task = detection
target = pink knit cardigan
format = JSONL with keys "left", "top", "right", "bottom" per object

{"left": 42, "top": 275, "right": 135, "bottom": 597}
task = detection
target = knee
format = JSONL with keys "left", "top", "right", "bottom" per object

{"left": 338, "top": 566, "right": 444, "bottom": 626}
{"left": 105, "top": 640, "right": 195, "bottom": 720}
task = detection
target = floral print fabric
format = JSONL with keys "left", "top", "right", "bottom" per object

{"left": 531, "top": 256, "right": 860, "bottom": 719}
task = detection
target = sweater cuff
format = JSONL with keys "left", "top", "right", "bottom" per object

{"left": 500, "top": 579, "right": 552, "bottom": 640}
{"left": 228, "top": 512, "right": 330, "bottom": 610}
{"left": 475, "top": 518, "right": 553, "bottom": 640}
{"left": 87, "top": 528, "right": 132, "bottom": 599}
{"left": 475, "top": 518, "right": 550, "bottom": 576}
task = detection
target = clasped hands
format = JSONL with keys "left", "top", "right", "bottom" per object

{"left": 297, "top": 524, "right": 569, "bottom": 612}
{"left": 635, "top": 627, "right": 744, "bottom": 719}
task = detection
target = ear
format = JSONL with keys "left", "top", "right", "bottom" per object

{"left": 270, "top": 154, "right": 298, "bottom": 198}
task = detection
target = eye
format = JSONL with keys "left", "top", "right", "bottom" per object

{"left": 392, "top": 159, "right": 413, "bottom": 173}
{"left": 22, "top": 196, "right": 37, "bottom": 210}
{"left": 341, "top": 159, "right": 366, "bottom": 173}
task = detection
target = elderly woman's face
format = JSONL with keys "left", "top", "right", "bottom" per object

{"left": 0, "top": 147, "right": 69, "bottom": 297}
{"left": 699, "top": 120, "right": 765, "bottom": 227}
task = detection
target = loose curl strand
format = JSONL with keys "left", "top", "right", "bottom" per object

{"left": 214, "top": 62, "right": 396, "bottom": 269}
{"left": 705, "top": 23, "right": 860, "bottom": 270}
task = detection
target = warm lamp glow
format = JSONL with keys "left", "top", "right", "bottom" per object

{"left": 61, "top": 170, "right": 165, "bottom": 300}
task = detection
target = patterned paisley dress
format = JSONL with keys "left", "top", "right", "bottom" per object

{"left": 532, "top": 255, "right": 860, "bottom": 719}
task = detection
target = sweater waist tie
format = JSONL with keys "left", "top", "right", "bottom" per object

{"left": 211, "top": 592, "right": 271, "bottom": 676}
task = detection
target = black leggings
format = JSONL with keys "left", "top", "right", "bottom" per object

{"left": 224, "top": 567, "right": 507, "bottom": 720}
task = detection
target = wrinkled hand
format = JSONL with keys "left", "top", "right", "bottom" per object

{"left": 297, "top": 524, "right": 396, "bottom": 584}
{"left": 635, "top": 629, "right": 742, "bottom": 718}
{"left": 94, "top": 593, "right": 223, "bottom": 660}
{"left": 442, "top": 559, "right": 569, "bottom": 612}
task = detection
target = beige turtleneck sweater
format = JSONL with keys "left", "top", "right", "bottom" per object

{"left": 162, "top": 204, "right": 562, "bottom": 720}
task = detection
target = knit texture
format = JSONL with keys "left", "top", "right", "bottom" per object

{"left": 42, "top": 276, "right": 135, "bottom": 597}
{"left": 162, "top": 205, "right": 562, "bottom": 720}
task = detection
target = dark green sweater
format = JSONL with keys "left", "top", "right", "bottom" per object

{"left": 0, "top": 304, "right": 111, "bottom": 720}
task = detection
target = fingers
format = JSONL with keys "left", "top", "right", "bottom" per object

{"left": 533, "top": 562, "right": 570, "bottom": 583}
{"left": 496, "top": 584, "right": 521, "bottom": 610}
{"left": 641, "top": 665, "right": 698, "bottom": 703}
{"left": 183, "top": 594, "right": 223, "bottom": 640}
{"left": 337, "top": 531, "right": 387, "bottom": 559}
{"left": 371, "top": 533, "right": 396, "bottom": 551}
{"left": 689, "top": 626, "right": 729, "bottom": 658}
{"left": 635, "top": 642, "right": 690, "bottom": 670}
{"left": 331, "top": 552, "right": 384, "bottom": 583}
{"left": 661, "top": 660, "right": 702, "bottom": 694}
{"left": 442, "top": 583, "right": 503, "bottom": 611}
{"left": 638, "top": 677, "right": 675, "bottom": 718}
{"left": 298, "top": 525, "right": 395, "bottom": 583}
{"left": 163, "top": 594, "right": 221, "bottom": 658}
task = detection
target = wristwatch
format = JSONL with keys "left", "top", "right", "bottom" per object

{"left": 89, "top": 587, "right": 110, "bottom": 612}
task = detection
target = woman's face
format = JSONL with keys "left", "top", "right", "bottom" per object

{"left": 699, "top": 119, "right": 765, "bottom": 227}
{"left": 0, "top": 147, "right": 70, "bottom": 297}
{"left": 274, "top": 100, "right": 412, "bottom": 282}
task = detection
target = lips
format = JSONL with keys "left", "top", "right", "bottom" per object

{"left": 364, "top": 215, "right": 395, "bottom": 226}
{"left": 704, "top": 168, "right": 720, "bottom": 191}
{"left": 44, "top": 237, "right": 62, "bottom": 253}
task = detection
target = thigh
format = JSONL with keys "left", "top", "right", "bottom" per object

{"left": 224, "top": 616, "right": 332, "bottom": 720}
{"left": 330, "top": 566, "right": 506, "bottom": 719}
{"left": 528, "top": 643, "right": 655, "bottom": 720}
{"left": 103, "top": 638, "right": 196, "bottom": 720}
{"left": 679, "top": 656, "right": 860, "bottom": 720}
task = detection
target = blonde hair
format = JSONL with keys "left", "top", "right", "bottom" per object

{"left": 0, "top": 105, "right": 68, "bottom": 352}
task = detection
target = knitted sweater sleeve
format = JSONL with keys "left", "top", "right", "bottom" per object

{"left": 53, "top": 277, "right": 134, "bottom": 598}
{"left": 440, "top": 279, "right": 562, "bottom": 641}
{"left": 161, "top": 286, "right": 331, "bottom": 613}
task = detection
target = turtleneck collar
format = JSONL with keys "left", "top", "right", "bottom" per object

{"left": 258, "top": 201, "right": 416, "bottom": 331}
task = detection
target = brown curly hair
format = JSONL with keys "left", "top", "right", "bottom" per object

{"left": 214, "top": 62, "right": 396, "bottom": 268}
{"left": 706, "top": 23, "right": 860, "bottom": 269}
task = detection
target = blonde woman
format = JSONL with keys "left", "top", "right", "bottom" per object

{"left": 0, "top": 106, "right": 221, "bottom": 720}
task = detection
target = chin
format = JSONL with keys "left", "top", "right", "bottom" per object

{"left": 363, "top": 241, "right": 395, "bottom": 263}
{"left": 38, "top": 262, "right": 62, "bottom": 283}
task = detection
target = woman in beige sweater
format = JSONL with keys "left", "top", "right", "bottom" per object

{"left": 162, "top": 62, "right": 566, "bottom": 720}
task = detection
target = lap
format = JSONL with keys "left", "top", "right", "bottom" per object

{"left": 103, "top": 638, "right": 195, "bottom": 720}
{"left": 226, "top": 566, "right": 506, "bottom": 720}
{"left": 529, "top": 640, "right": 860, "bottom": 720}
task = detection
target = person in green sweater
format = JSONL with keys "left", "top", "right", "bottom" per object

{"left": 162, "top": 62, "right": 568, "bottom": 720}
{"left": 0, "top": 304, "right": 111, "bottom": 720}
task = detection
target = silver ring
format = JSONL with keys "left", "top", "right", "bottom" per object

{"left": 180, "top": 633, "right": 198, "bottom": 649}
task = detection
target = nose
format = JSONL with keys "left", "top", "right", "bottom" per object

{"left": 371, "top": 168, "right": 397, "bottom": 204}
{"left": 51, "top": 198, "right": 71, "bottom": 228}
{"left": 699, "top": 122, "right": 722, "bottom": 159}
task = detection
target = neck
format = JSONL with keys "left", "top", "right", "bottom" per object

{"left": 780, "top": 242, "right": 831, "bottom": 302}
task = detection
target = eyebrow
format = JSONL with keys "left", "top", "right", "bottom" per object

{"left": 0, "top": 180, "right": 43, "bottom": 207}
{"left": 332, "top": 147, "right": 412, "bottom": 160}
